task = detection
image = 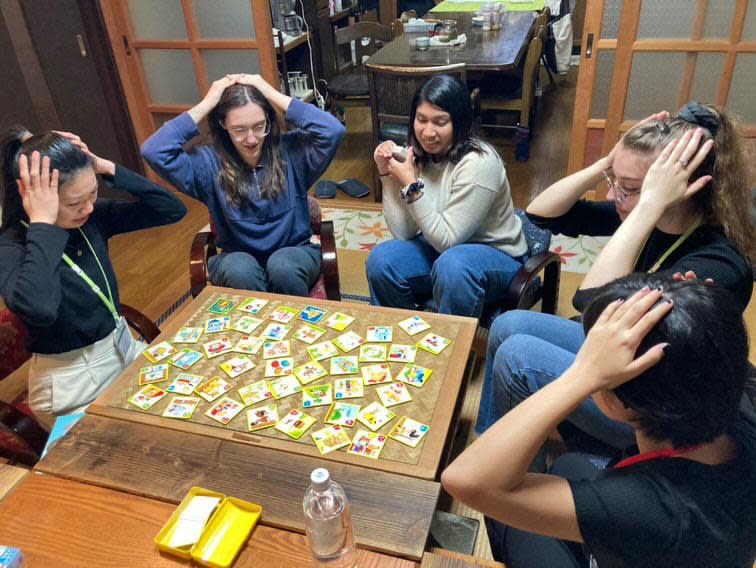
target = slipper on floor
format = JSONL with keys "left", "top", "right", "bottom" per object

{"left": 315, "top": 180, "right": 337, "bottom": 198}
{"left": 336, "top": 179, "right": 370, "bottom": 198}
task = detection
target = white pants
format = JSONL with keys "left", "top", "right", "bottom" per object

{"left": 28, "top": 318, "right": 145, "bottom": 429}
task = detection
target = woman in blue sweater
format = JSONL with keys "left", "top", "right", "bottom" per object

{"left": 141, "top": 73, "right": 346, "bottom": 296}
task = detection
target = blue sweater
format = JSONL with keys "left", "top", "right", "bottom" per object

{"left": 141, "top": 98, "right": 345, "bottom": 260}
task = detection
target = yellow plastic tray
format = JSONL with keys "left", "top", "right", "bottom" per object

{"left": 155, "top": 487, "right": 226, "bottom": 559}
{"left": 191, "top": 497, "right": 262, "bottom": 568}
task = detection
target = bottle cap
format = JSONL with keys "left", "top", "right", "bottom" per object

{"left": 311, "top": 468, "right": 330, "bottom": 490}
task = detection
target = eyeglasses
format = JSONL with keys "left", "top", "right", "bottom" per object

{"left": 224, "top": 121, "right": 271, "bottom": 141}
{"left": 602, "top": 169, "right": 641, "bottom": 203}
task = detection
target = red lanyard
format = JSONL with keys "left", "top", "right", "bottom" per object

{"left": 614, "top": 445, "right": 702, "bottom": 469}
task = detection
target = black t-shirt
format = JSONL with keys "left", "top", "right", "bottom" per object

{"left": 528, "top": 201, "right": 753, "bottom": 312}
{"left": 569, "top": 420, "right": 756, "bottom": 567}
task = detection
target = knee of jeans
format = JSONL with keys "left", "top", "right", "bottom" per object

{"left": 431, "top": 248, "right": 476, "bottom": 286}
{"left": 266, "top": 251, "right": 294, "bottom": 281}
{"left": 215, "top": 253, "right": 263, "bottom": 289}
{"left": 489, "top": 310, "right": 538, "bottom": 346}
{"left": 365, "top": 243, "right": 393, "bottom": 283}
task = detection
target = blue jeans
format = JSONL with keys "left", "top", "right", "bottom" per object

{"left": 475, "top": 310, "right": 635, "bottom": 449}
{"left": 366, "top": 237, "right": 525, "bottom": 318}
{"left": 208, "top": 244, "right": 321, "bottom": 296}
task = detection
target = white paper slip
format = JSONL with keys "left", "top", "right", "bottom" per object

{"left": 168, "top": 495, "right": 221, "bottom": 548}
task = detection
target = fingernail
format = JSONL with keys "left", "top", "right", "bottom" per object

{"left": 662, "top": 343, "right": 670, "bottom": 353}
{"left": 665, "top": 298, "right": 673, "bottom": 305}
{"left": 640, "top": 286, "right": 651, "bottom": 293}
{"left": 655, "top": 285, "right": 663, "bottom": 292}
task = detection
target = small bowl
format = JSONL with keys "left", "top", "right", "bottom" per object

{"left": 416, "top": 37, "right": 430, "bottom": 50}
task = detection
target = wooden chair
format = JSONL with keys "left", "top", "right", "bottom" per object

{"left": 189, "top": 196, "right": 341, "bottom": 301}
{"left": 0, "top": 304, "right": 160, "bottom": 466}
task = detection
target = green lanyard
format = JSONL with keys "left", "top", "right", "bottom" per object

{"left": 647, "top": 216, "right": 703, "bottom": 274}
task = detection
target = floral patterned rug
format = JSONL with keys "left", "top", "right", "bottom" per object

{"left": 322, "top": 207, "right": 608, "bottom": 274}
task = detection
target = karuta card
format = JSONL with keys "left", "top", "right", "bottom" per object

{"left": 264, "top": 357, "right": 294, "bottom": 378}
{"left": 162, "top": 396, "right": 200, "bottom": 420}
{"left": 302, "top": 383, "right": 333, "bottom": 408}
{"left": 333, "top": 331, "right": 366, "bottom": 353}
{"left": 417, "top": 332, "right": 452, "bottom": 355}
{"left": 293, "top": 361, "right": 328, "bottom": 385}
{"left": 127, "top": 384, "right": 167, "bottom": 410}
{"left": 205, "top": 316, "right": 231, "bottom": 334}
{"left": 205, "top": 396, "right": 244, "bottom": 425}
{"left": 260, "top": 323, "right": 291, "bottom": 341}
{"left": 194, "top": 376, "right": 233, "bottom": 403}
{"left": 366, "top": 325, "right": 393, "bottom": 343}
{"left": 207, "top": 297, "right": 237, "bottom": 315}
{"left": 333, "top": 377, "right": 364, "bottom": 400}
{"left": 388, "top": 344, "right": 417, "bottom": 363}
{"left": 237, "top": 297, "right": 268, "bottom": 315}
{"left": 361, "top": 363, "right": 392, "bottom": 386}
{"left": 376, "top": 382, "right": 413, "bottom": 407}
{"left": 274, "top": 408, "right": 316, "bottom": 439}
{"left": 306, "top": 340, "right": 339, "bottom": 362}
{"left": 202, "top": 336, "right": 233, "bottom": 359}
{"left": 219, "top": 355, "right": 255, "bottom": 379}
{"left": 330, "top": 356, "right": 359, "bottom": 376}
{"left": 388, "top": 416, "right": 430, "bottom": 448}
{"left": 232, "top": 315, "right": 264, "bottom": 334}
{"left": 267, "top": 375, "right": 302, "bottom": 399}
{"left": 297, "top": 305, "right": 326, "bottom": 324}
{"left": 311, "top": 424, "right": 351, "bottom": 455}
{"left": 247, "top": 403, "right": 279, "bottom": 431}
{"left": 262, "top": 340, "right": 291, "bottom": 359}
{"left": 396, "top": 364, "right": 433, "bottom": 388}
{"left": 172, "top": 327, "right": 203, "bottom": 344}
{"left": 323, "top": 312, "right": 355, "bottom": 331}
{"left": 347, "top": 430, "right": 387, "bottom": 459}
{"left": 397, "top": 315, "right": 431, "bottom": 336}
{"left": 233, "top": 335, "right": 264, "bottom": 355}
{"left": 237, "top": 380, "right": 273, "bottom": 406}
{"left": 324, "top": 401, "right": 361, "bottom": 427}
{"left": 356, "top": 402, "right": 396, "bottom": 431}
{"left": 358, "top": 344, "right": 387, "bottom": 363}
{"left": 139, "top": 364, "right": 169, "bottom": 385}
{"left": 267, "top": 305, "right": 299, "bottom": 324}
{"left": 143, "top": 341, "right": 178, "bottom": 363}
{"left": 167, "top": 348, "right": 203, "bottom": 371}
{"left": 167, "top": 373, "right": 204, "bottom": 395}
{"left": 292, "top": 323, "right": 327, "bottom": 344}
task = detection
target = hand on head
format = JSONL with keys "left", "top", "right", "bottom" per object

{"left": 202, "top": 74, "right": 272, "bottom": 110}
{"left": 605, "top": 110, "right": 671, "bottom": 168}
{"left": 52, "top": 131, "right": 113, "bottom": 176}
{"left": 17, "top": 151, "right": 59, "bottom": 225}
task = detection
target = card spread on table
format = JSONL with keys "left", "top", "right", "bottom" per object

{"left": 396, "top": 364, "right": 433, "bottom": 388}
{"left": 306, "top": 340, "right": 339, "bottom": 361}
{"left": 356, "top": 402, "right": 396, "bottom": 431}
{"left": 172, "top": 327, "right": 203, "bottom": 344}
{"left": 311, "top": 424, "right": 351, "bottom": 454}
{"left": 168, "top": 495, "right": 220, "bottom": 548}
{"left": 237, "top": 297, "right": 268, "bottom": 314}
{"left": 324, "top": 401, "right": 361, "bottom": 427}
{"left": 202, "top": 336, "right": 233, "bottom": 359}
{"left": 232, "top": 315, "right": 264, "bottom": 334}
{"left": 267, "top": 375, "right": 302, "bottom": 399}
{"left": 366, "top": 325, "right": 393, "bottom": 343}
{"left": 162, "top": 396, "right": 200, "bottom": 420}
{"left": 302, "top": 383, "right": 333, "bottom": 408}
{"left": 330, "top": 356, "right": 358, "bottom": 376}
{"left": 397, "top": 315, "right": 431, "bottom": 336}
{"left": 267, "top": 305, "right": 299, "bottom": 324}
{"left": 167, "top": 373, "right": 204, "bottom": 395}
{"left": 376, "top": 382, "right": 413, "bottom": 407}
{"left": 205, "top": 396, "right": 244, "bottom": 425}
{"left": 275, "top": 408, "right": 316, "bottom": 439}
{"left": 143, "top": 341, "right": 178, "bottom": 363}
{"left": 167, "top": 348, "right": 203, "bottom": 371}
{"left": 260, "top": 322, "right": 291, "bottom": 341}
{"left": 194, "top": 376, "right": 232, "bottom": 402}
{"left": 417, "top": 332, "right": 452, "bottom": 355}
{"left": 139, "top": 364, "right": 169, "bottom": 385}
{"left": 207, "top": 297, "right": 237, "bottom": 315}
{"left": 293, "top": 361, "right": 328, "bottom": 385}
{"left": 361, "top": 363, "right": 392, "bottom": 385}
{"left": 388, "top": 344, "right": 417, "bottom": 363}
{"left": 127, "top": 384, "right": 167, "bottom": 410}
{"left": 297, "top": 305, "right": 326, "bottom": 323}
{"left": 247, "top": 403, "right": 279, "bottom": 431}
{"left": 358, "top": 344, "right": 387, "bottom": 362}
{"left": 204, "top": 316, "right": 231, "bottom": 334}
{"left": 292, "top": 323, "right": 328, "bottom": 344}
{"left": 264, "top": 357, "right": 294, "bottom": 377}
{"left": 233, "top": 335, "right": 264, "bottom": 355}
{"left": 347, "top": 430, "right": 387, "bottom": 459}
{"left": 333, "top": 331, "right": 366, "bottom": 353}
{"left": 262, "top": 340, "right": 291, "bottom": 359}
{"left": 219, "top": 355, "right": 255, "bottom": 378}
{"left": 333, "top": 377, "right": 364, "bottom": 399}
{"left": 388, "top": 416, "right": 429, "bottom": 448}
{"left": 323, "top": 312, "right": 355, "bottom": 331}
{"left": 237, "top": 380, "right": 273, "bottom": 406}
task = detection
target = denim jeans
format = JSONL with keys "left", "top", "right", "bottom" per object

{"left": 475, "top": 310, "right": 636, "bottom": 449}
{"left": 208, "top": 244, "right": 321, "bottom": 297}
{"left": 366, "top": 237, "right": 525, "bottom": 318}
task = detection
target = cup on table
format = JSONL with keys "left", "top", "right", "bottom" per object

{"left": 416, "top": 36, "right": 430, "bottom": 50}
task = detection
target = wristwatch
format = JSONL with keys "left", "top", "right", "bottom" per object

{"left": 400, "top": 178, "right": 425, "bottom": 202}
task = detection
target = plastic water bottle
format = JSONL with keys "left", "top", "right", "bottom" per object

{"left": 303, "top": 468, "right": 357, "bottom": 567}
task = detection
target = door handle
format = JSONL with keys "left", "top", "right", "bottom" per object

{"left": 585, "top": 32, "right": 593, "bottom": 59}
{"left": 76, "top": 34, "right": 87, "bottom": 57}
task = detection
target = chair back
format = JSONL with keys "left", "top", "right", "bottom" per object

{"left": 514, "top": 208, "right": 551, "bottom": 255}
{"left": 334, "top": 21, "right": 394, "bottom": 74}
{"left": 520, "top": 30, "right": 543, "bottom": 114}
{"left": 0, "top": 310, "right": 30, "bottom": 381}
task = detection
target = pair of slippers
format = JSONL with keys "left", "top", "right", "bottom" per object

{"left": 315, "top": 178, "right": 370, "bottom": 199}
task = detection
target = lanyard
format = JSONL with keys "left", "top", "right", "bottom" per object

{"left": 647, "top": 216, "right": 703, "bottom": 274}
{"left": 614, "top": 444, "right": 702, "bottom": 469}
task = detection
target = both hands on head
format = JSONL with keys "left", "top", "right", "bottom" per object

{"left": 53, "top": 130, "right": 114, "bottom": 176}
{"left": 17, "top": 151, "right": 60, "bottom": 225}
{"left": 201, "top": 73, "right": 272, "bottom": 110}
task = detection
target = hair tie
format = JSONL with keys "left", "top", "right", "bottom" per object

{"left": 677, "top": 101, "right": 718, "bottom": 137}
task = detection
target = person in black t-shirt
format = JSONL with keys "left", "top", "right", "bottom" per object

{"left": 445, "top": 275, "right": 756, "bottom": 568}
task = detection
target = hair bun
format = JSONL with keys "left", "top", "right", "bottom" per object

{"left": 676, "top": 101, "right": 718, "bottom": 136}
